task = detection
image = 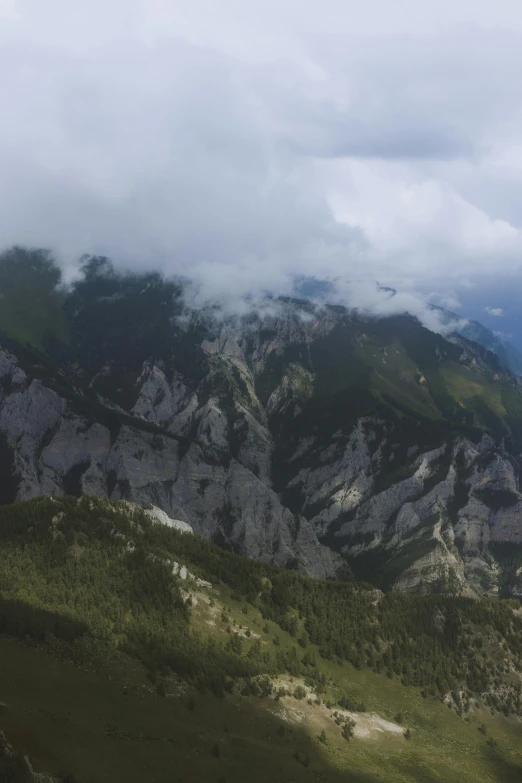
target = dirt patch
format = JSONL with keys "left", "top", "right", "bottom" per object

{"left": 180, "top": 590, "right": 198, "bottom": 606}
{"left": 267, "top": 677, "right": 403, "bottom": 741}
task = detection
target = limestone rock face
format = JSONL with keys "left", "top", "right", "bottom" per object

{"left": 2, "top": 294, "right": 522, "bottom": 594}
{"left": 142, "top": 504, "right": 193, "bottom": 534}
{"left": 0, "top": 341, "right": 341, "bottom": 578}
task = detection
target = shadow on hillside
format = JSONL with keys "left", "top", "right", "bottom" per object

{"left": 0, "top": 596, "right": 519, "bottom": 783}
{"left": 485, "top": 745, "right": 522, "bottom": 783}
{"left": 0, "top": 597, "right": 88, "bottom": 642}
{"left": 378, "top": 752, "right": 522, "bottom": 783}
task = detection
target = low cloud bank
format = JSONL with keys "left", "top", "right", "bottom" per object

{"left": 3, "top": 1, "right": 522, "bottom": 334}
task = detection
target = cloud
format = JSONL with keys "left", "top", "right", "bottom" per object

{"left": 494, "top": 330, "right": 513, "bottom": 341}
{"left": 486, "top": 307, "right": 504, "bottom": 317}
{"left": 2, "top": 1, "right": 522, "bottom": 330}
{"left": 426, "top": 292, "right": 462, "bottom": 312}
{"left": 0, "top": 0, "right": 19, "bottom": 20}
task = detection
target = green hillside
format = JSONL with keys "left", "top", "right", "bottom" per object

{"left": 0, "top": 496, "right": 521, "bottom": 782}
{"left": 0, "top": 247, "right": 69, "bottom": 351}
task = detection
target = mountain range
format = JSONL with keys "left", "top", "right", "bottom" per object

{"left": 1, "top": 247, "right": 522, "bottom": 782}
{"left": 432, "top": 303, "right": 522, "bottom": 377}
{"left": 0, "top": 247, "right": 522, "bottom": 598}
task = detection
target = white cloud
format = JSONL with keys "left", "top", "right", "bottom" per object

{"left": 426, "top": 292, "right": 462, "bottom": 311}
{"left": 0, "top": 0, "right": 20, "bottom": 20}
{"left": 486, "top": 307, "right": 505, "bottom": 317}
{"left": 2, "top": 1, "right": 522, "bottom": 326}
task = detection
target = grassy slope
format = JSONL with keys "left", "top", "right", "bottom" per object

{"left": 440, "top": 362, "right": 507, "bottom": 418}
{"left": 355, "top": 336, "right": 440, "bottom": 419}
{"left": 276, "top": 312, "right": 521, "bottom": 455}
{"left": 1, "top": 592, "right": 521, "bottom": 783}
{"left": 341, "top": 323, "right": 516, "bottom": 435}
{"left": 186, "top": 580, "right": 522, "bottom": 783}
{"left": 0, "top": 497, "right": 521, "bottom": 783}
{"left": 1, "top": 638, "right": 352, "bottom": 783}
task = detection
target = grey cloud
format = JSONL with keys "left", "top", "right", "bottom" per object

{"left": 1, "top": 0, "right": 522, "bottom": 328}
{"left": 0, "top": 32, "right": 368, "bottom": 306}
{"left": 285, "top": 120, "right": 474, "bottom": 161}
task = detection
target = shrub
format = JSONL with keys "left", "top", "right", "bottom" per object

{"left": 342, "top": 719, "right": 356, "bottom": 740}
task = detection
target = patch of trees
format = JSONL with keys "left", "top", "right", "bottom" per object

{"left": 0, "top": 496, "right": 521, "bottom": 710}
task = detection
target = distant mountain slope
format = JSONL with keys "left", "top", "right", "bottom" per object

{"left": 431, "top": 303, "right": 522, "bottom": 376}
{"left": 1, "top": 248, "right": 522, "bottom": 596}
{"left": 459, "top": 320, "right": 522, "bottom": 376}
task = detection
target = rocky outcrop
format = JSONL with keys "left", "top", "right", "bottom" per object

{"left": 0, "top": 344, "right": 341, "bottom": 578}
{"left": 2, "top": 292, "right": 522, "bottom": 594}
{"left": 282, "top": 421, "right": 522, "bottom": 595}
{"left": 141, "top": 503, "right": 193, "bottom": 533}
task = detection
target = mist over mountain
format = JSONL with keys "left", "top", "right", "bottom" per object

{"left": 2, "top": 247, "right": 522, "bottom": 595}
{"left": 4, "top": 2, "right": 522, "bottom": 328}
{"left": 429, "top": 304, "right": 522, "bottom": 377}
{"left": 3, "top": 3, "right": 522, "bottom": 780}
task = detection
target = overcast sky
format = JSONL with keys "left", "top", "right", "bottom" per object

{"left": 2, "top": 0, "right": 522, "bottom": 331}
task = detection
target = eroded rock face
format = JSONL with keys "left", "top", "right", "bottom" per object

{"left": 0, "top": 342, "right": 341, "bottom": 578}
{"left": 287, "top": 427, "right": 522, "bottom": 596}
{"left": 1, "top": 298, "right": 522, "bottom": 593}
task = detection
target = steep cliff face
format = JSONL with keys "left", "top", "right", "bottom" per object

{"left": 0, "top": 342, "right": 340, "bottom": 578}
{"left": 1, "top": 252, "right": 522, "bottom": 593}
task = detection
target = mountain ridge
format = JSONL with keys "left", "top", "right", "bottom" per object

{"left": 1, "top": 248, "right": 522, "bottom": 596}
{"left": 430, "top": 302, "right": 522, "bottom": 377}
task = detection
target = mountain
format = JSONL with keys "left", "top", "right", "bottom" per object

{"left": 1, "top": 248, "right": 522, "bottom": 782}
{"left": 458, "top": 320, "right": 522, "bottom": 377}
{"left": 0, "top": 495, "right": 521, "bottom": 783}
{"left": 1, "top": 248, "right": 522, "bottom": 598}
{"left": 431, "top": 303, "right": 522, "bottom": 376}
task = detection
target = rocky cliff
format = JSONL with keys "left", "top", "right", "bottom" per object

{"left": 1, "top": 250, "right": 522, "bottom": 594}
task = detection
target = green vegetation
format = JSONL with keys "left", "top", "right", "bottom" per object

{"left": 500, "top": 377, "right": 522, "bottom": 451}
{"left": 0, "top": 496, "right": 521, "bottom": 710}
{"left": 0, "top": 496, "right": 521, "bottom": 782}
{"left": 63, "top": 256, "right": 199, "bottom": 410}
{"left": 489, "top": 541, "right": 522, "bottom": 597}
{"left": 0, "top": 247, "right": 69, "bottom": 350}
{"left": 0, "top": 636, "right": 350, "bottom": 783}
